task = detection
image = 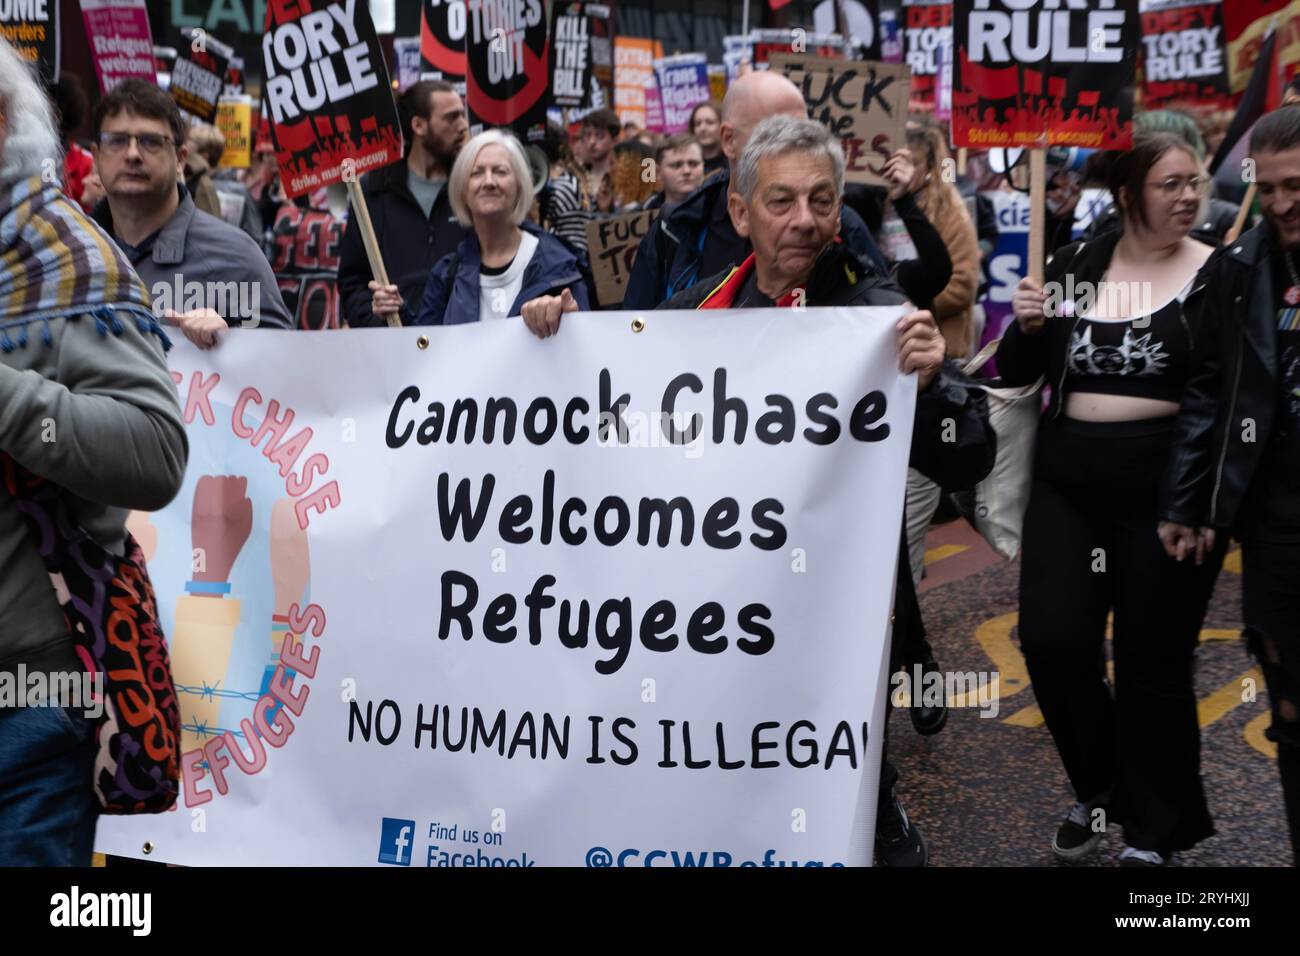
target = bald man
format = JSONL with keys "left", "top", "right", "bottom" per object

{"left": 623, "top": 71, "right": 889, "bottom": 310}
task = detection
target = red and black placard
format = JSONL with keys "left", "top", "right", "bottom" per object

{"left": 171, "top": 31, "right": 234, "bottom": 123}
{"left": 261, "top": 0, "right": 403, "bottom": 199}
{"left": 1139, "top": 0, "right": 1231, "bottom": 110}
{"left": 421, "top": 0, "right": 467, "bottom": 93}
{"left": 904, "top": 0, "right": 952, "bottom": 111}
{"left": 465, "top": 0, "right": 549, "bottom": 143}
{"left": 952, "top": 0, "right": 1139, "bottom": 150}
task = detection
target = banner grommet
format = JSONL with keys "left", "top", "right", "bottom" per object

{"left": 417, "top": 336, "right": 430, "bottom": 350}
{"left": 631, "top": 317, "right": 645, "bottom": 333}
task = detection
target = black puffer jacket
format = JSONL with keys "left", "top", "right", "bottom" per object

{"left": 1160, "top": 222, "right": 1286, "bottom": 531}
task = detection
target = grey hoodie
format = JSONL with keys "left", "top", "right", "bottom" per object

{"left": 0, "top": 308, "right": 188, "bottom": 677}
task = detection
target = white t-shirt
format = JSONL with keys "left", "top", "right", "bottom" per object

{"left": 478, "top": 231, "right": 540, "bottom": 322}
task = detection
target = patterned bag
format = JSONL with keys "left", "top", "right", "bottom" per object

{"left": 3, "top": 456, "right": 181, "bottom": 814}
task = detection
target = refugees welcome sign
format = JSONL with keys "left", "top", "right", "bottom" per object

{"left": 95, "top": 310, "right": 914, "bottom": 867}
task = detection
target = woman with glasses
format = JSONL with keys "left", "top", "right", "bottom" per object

{"left": 996, "top": 131, "right": 1226, "bottom": 866}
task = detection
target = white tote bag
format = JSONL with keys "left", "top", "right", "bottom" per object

{"left": 962, "top": 337, "right": 1043, "bottom": 560}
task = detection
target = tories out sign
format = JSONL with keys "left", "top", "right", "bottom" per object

{"left": 94, "top": 310, "right": 913, "bottom": 867}
{"left": 952, "top": 0, "right": 1140, "bottom": 150}
{"left": 465, "top": 0, "right": 549, "bottom": 140}
{"left": 260, "top": 0, "right": 402, "bottom": 198}
{"left": 421, "top": 0, "right": 467, "bottom": 93}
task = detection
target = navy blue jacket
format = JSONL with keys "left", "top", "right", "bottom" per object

{"left": 623, "top": 168, "right": 890, "bottom": 311}
{"left": 414, "top": 221, "right": 591, "bottom": 325}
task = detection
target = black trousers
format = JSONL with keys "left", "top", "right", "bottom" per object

{"left": 1241, "top": 538, "right": 1300, "bottom": 863}
{"left": 1018, "top": 415, "right": 1223, "bottom": 854}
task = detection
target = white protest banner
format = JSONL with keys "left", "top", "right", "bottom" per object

{"left": 94, "top": 311, "right": 914, "bottom": 867}
{"left": 768, "top": 54, "right": 911, "bottom": 186}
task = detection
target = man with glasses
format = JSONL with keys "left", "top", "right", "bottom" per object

{"left": 90, "top": 79, "right": 290, "bottom": 346}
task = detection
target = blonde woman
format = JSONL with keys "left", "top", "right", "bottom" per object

{"left": 412, "top": 129, "right": 590, "bottom": 327}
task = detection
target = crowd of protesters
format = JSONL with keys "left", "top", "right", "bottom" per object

{"left": 0, "top": 27, "right": 1298, "bottom": 871}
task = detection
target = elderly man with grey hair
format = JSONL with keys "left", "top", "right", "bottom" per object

{"left": 621, "top": 70, "right": 891, "bottom": 310}
{"left": 654, "top": 115, "right": 990, "bottom": 866}
{"left": 0, "top": 37, "right": 188, "bottom": 865}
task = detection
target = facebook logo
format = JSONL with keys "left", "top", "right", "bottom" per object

{"left": 378, "top": 817, "right": 417, "bottom": 866}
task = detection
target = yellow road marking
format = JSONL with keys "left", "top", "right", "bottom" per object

{"left": 1004, "top": 704, "right": 1045, "bottom": 727}
{"left": 1245, "top": 711, "right": 1278, "bottom": 759}
{"left": 924, "top": 543, "right": 969, "bottom": 566}
{"left": 974, "top": 612, "right": 1031, "bottom": 705}
{"left": 1197, "top": 668, "right": 1261, "bottom": 727}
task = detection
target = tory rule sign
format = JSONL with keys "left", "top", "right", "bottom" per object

{"left": 953, "top": 0, "right": 1139, "bottom": 150}
{"left": 261, "top": 0, "right": 403, "bottom": 198}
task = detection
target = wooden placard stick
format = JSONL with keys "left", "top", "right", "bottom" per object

{"left": 345, "top": 177, "right": 401, "bottom": 328}
{"left": 1028, "top": 148, "right": 1046, "bottom": 283}
{"left": 1225, "top": 183, "right": 1255, "bottom": 245}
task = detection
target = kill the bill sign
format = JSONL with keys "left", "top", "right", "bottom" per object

{"left": 94, "top": 312, "right": 914, "bottom": 867}
{"left": 952, "top": 0, "right": 1139, "bottom": 150}
{"left": 260, "top": 0, "right": 403, "bottom": 198}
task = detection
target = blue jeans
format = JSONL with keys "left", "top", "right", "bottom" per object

{"left": 0, "top": 704, "right": 98, "bottom": 865}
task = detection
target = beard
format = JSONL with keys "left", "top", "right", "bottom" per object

{"left": 422, "top": 128, "right": 461, "bottom": 167}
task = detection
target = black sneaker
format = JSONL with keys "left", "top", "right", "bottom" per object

{"left": 910, "top": 654, "right": 949, "bottom": 737}
{"left": 1051, "top": 801, "right": 1106, "bottom": 861}
{"left": 876, "top": 791, "right": 928, "bottom": 867}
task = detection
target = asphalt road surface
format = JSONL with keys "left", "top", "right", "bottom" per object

{"left": 894, "top": 518, "right": 1289, "bottom": 867}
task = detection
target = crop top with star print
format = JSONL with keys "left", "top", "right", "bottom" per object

{"left": 1064, "top": 281, "right": 1193, "bottom": 404}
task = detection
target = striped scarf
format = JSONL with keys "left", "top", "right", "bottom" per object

{"left": 0, "top": 176, "right": 168, "bottom": 350}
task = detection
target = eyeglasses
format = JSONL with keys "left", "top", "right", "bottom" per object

{"left": 1148, "top": 175, "right": 1210, "bottom": 197}
{"left": 97, "top": 132, "right": 179, "bottom": 155}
